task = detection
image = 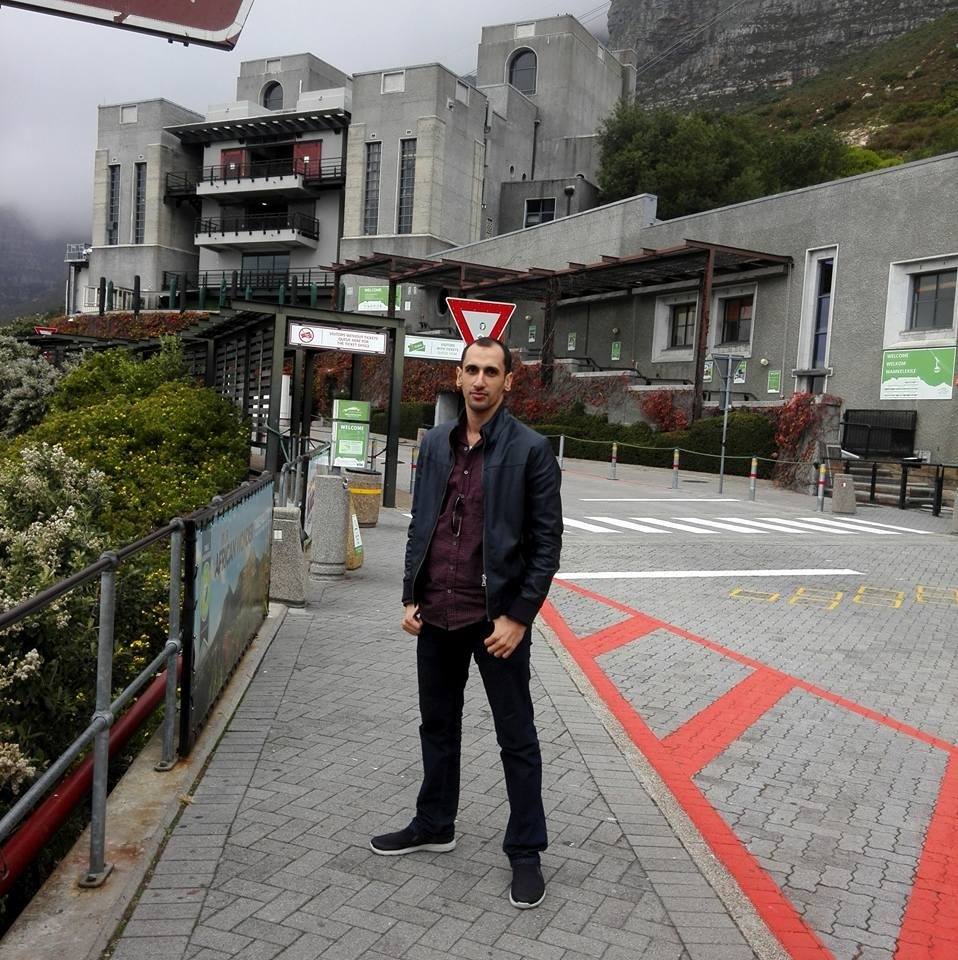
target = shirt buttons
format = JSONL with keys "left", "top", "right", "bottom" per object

{"left": 463, "top": 470, "right": 469, "bottom": 476}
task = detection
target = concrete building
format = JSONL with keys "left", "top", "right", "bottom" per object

{"left": 69, "top": 15, "right": 633, "bottom": 319}
{"left": 428, "top": 152, "right": 958, "bottom": 461}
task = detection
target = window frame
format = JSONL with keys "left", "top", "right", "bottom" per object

{"left": 908, "top": 269, "right": 956, "bottom": 331}
{"left": 668, "top": 301, "right": 697, "bottom": 349}
{"left": 396, "top": 137, "right": 417, "bottom": 235}
{"left": 362, "top": 141, "right": 382, "bottom": 236}
{"left": 132, "top": 161, "right": 147, "bottom": 245}
{"left": 261, "top": 81, "right": 283, "bottom": 111}
{"left": 107, "top": 164, "right": 121, "bottom": 245}
{"left": 523, "top": 197, "right": 556, "bottom": 228}
{"left": 883, "top": 254, "right": 958, "bottom": 349}
{"left": 708, "top": 282, "right": 757, "bottom": 358}
{"left": 719, "top": 294, "right": 754, "bottom": 345}
{"left": 508, "top": 48, "right": 538, "bottom": 96}
{"left": 381, "top": 71, "right": 406, "bottom": 94}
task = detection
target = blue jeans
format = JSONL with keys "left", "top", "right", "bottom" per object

{"left": 412, "top": 619, "right": 547, "bottom": 862}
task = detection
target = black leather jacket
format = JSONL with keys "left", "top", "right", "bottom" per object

{"left": 402, "top": 405, "right": 563, "bottom": 626}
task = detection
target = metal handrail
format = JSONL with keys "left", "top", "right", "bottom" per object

{"left": 161, "top": 268, "right": 335, "bottom": 292}
{"left": 837, "top": 456, "right": 958, "bottom": 515}
{"left": 202, "top": 157, "right": 344, "bottom": 183}
{"left": 194, "top": 212, "right": 320, "bottom": 240}
{"left": 0, "top": 519, "right": 185, "bottom": 887}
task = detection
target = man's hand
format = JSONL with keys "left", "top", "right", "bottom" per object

{"left": 402, "top": 603, "right": 422, "bottom": 636}
{"left": 484, "top": 615, "right": 526, "bottom": 659}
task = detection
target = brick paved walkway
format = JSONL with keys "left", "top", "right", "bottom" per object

{"left": 106, "top": 508, "right": 759, "bottom": 960}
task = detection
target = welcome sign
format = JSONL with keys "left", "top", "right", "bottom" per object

{"left": 880, "top": 347, "right": 956, "bottom": 401}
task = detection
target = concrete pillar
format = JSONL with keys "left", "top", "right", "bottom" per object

{"left": 269, "top": 507, "right": 306, "bottom": 607}
{"left": 309, "top": 474, "right": 349, "bottom": 579}
{"left": 951, "top": 502, "right": 958, "bottom": 534}
{"left": 831, "top": 474, "right": 857, "bottom": 515}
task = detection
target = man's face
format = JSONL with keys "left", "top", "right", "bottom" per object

{"left": 457, "top": 343, "right": 513, "bottom": 416}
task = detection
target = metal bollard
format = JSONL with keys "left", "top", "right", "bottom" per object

{"left": 81, "top": 554, "right": 119, "bottom": 887}
{"left": 817, "top": 463, "right": 827, "bottom": 512}
{"left": 609, "top": 442, "right": 618, "bottom": 481}
{"left": 409, "top": 445, "right": 418, "bottom": 495}
{"left": 671, "top": 448, "right": 680, "bottom": 489}
{"left": 558, "top": 434, "right": 565, "bottom": 471}
{"left": 749, "top": 457, "right": 758, "bottom": 501}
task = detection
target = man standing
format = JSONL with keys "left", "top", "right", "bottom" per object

{"left": 370, "top": 337, "right": 563, "bottom": 909}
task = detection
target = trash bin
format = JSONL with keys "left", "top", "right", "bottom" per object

{"left": 344, "top": 467, "right": 383, "bottom": 527}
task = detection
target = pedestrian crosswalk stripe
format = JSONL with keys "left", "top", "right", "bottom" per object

{"left": 669, "top": 517, "right": 761, "bottom": 534}
{"left": 626, "top": 517, "right": 714, "bottom": 534}
{"left": 752, "top": 517, "right": 856, "bottom": 535}
{"left": 785, "top": 516, "right": 899, "bottom": 535}
{"left": 564, "top": 517, "right": 622, "bottom": 533}
{"left": 716, "top": 517, "right": 811, "bottom": 534}
{"left": 583, "top": 516, "right": 667, "bottom": 533}
{"left": 817, "top": 516, "right": 931, "bottom": 535}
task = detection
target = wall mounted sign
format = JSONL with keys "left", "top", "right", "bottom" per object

{"left": 880, "top": 347, "right": 956, "bottom": 400}
{"left": 767, "top": 369, "right": 782, "bottom": 393}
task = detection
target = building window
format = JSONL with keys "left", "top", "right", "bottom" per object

{"left": 909, "top": 269, "right": 956, "bottom": 330}
{"left": 397, "top": 138, "right": 417, "bottom": 234}
{"left": 119, "top": 105, "right": 138, "bottom": 124}
{"left": 811, "top": 258, "right": 834, "bottom": 368}
{"left": 382, "top": 71, "right": 405, "bottom": 94}
{"left": 107, "top": 164, "right": 121, "bottom": 245}
{"left": 262, "top": 81, "right": 283, "bottom": 110}
{"left": 669, "top": 302, "right": 696, "bottom": 349}
{"left": 508, "top": 49, "right": 537, "bottom": 95}
{"left": 363, "top": 142, "right": 382, "bottom": 235}
{"left": 132, "top": 162, "right": 146, "bottom": 244}
{"left": 720, "top": 295, "right": 753, "bottom": 344}
{"left": 241, "top": 252, "right": 290, "bottom": 282}
{"left": 524, "top": 197, "right": 555, "bottom": 228}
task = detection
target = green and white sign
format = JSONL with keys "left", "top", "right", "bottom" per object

{"left": 404, "top": 337, "right": 463, "bottom": 362}
{"left": 611, "top": 341, "right": 621, "bottom": 361}
{"left": 881, "top": 347, "right": 956, "bottom": 400}
{"left": 567, "top": 331, "right": 577, "bottom": 351}
{"left": 767, "top": 369, "right": 782, "bottom": 393}
{"left": 703, "top": 360, "right": 713, "bottom": 383}
{"left": 332, "top": 420, "right": 369, "bottom": 468}
{"left": 733, "top": 360, "right": 748, "bottom": 384}
{"left": 357, "top": 285, "right": 401, "bottom": 313}
{"left": 332, "top": 399, "right": 371, "bottom": 423}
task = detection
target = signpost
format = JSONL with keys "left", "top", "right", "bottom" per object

{"left": 3, "top": 0, "right": 256, "bottom": 49}
{"left": 446, "top": 297, "right": 516, "bottom": 345}
{"left": 711, "top": 354, "right": 746, "bottom": 494}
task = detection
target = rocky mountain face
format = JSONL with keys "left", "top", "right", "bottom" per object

{"left": 0, "top": 208, "right": 73, "bottom": 322}
{"left": 608, "top": 0, "right": 958, "bottom": 108}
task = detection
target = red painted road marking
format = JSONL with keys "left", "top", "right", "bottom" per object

{"left": 540, "top": 599, "right": 830, "bottom": 960}
{"left": 662, "top": 670, "right": 795, "bottom": 777}
{"left": 896, "top": 754, "right": 958, "bottom": 959}
{"left": 542, "top": 577, "right": 958, "bottom": 960}
{"left": 580, "top": 614, "right": 659, "bottom": 657}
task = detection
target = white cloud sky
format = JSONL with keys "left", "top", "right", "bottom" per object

{"left": 0, "top": 1, "right": 610, "bottom": 238}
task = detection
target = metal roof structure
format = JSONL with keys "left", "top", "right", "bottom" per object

{"left": 167, "top": 107, "right": 350, "bottom": 145}
{"left": 328, "top": 241, "right": 791, "bottom": 302}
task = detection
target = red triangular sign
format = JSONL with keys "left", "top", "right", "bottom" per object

{"left": 446, "top": 297, "right": 516, "bottom": 345}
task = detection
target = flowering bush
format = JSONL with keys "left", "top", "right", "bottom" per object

{"left": 0, "top": 336, "right": 64, "bottom": 439}
{"left": 50, "top": 311, "right": 208, "bottom": 340}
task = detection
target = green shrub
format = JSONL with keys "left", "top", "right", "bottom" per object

{"left": 0, "top": 337, "right": 64, "bottom": 439}
{"left": 370, "top": 402, "right": 435, "bottom": 440}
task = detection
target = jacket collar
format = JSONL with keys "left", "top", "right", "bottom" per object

{"left": 444, "top": 403, "right": 512, "bottom": 448}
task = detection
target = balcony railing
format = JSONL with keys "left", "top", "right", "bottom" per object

{"left": 168, "top": 159, "right": 344, "bottom": 196}
{"left": 194, "top": 212, "right": 320, "bottom": 241}
{"left": 64, "top": 243, "right": 91, "bottom": 263}
{"left": 161, "top": 269, "right": 335, "bottom": 292}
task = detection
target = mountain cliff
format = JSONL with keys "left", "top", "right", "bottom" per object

{"left": 608, "top": 0, "right": 958, "bottom": 108}
{"left": 0, "top": 209, "right": 71, "bottom": 322}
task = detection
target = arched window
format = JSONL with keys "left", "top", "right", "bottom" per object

{"left": 508, "top": 49, "right": 537, "bottom": 95}
{"left": 262, "top": 81, "right": 283, "bottom": 111}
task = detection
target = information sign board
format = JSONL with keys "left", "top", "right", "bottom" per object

{"left": 880, "top": 347, "right": 956, "bottom": 400}
{"left": 289, "top": 322, "right": 387, "bottom": 355}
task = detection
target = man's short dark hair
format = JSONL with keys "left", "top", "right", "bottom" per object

{"left": 460, "top": 337, "right": 513, "bottom": 373}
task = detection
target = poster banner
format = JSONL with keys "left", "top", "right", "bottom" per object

{"left": 333, "top": 421, "right": 369, "bottom": 468}
{"left": 404, "top": 337, "right": 464, "bottom": 362}
{"left": 880, "top": 347, "right": 956, "bottom": 400}
{"left": 733, "top": 360, "right": 748, "bottom": 384}
{"left": 289, "top": 323, "right": 387, "bottom": 355}
{"left": 703, "top": 360, "right": 713, "bottom": 383}
{"left": 611, "top": 341, "right": 622, "bottom": 361}
{"left": 191, "top": 483, "right": 272, "bottom": 740}
{"left": 358, "top": 285, "right": 401, "bottom": 313}
{"left": 332, "top": 399, "right": 371, "bottom": 422}
{"left": 767, "top": 369, "right": 782, "bottom": 393}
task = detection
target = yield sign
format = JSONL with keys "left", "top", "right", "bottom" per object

{"left": 446, "top": 297, "right": 516, "bottom": 345}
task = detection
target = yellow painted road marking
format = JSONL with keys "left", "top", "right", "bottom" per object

{"left": 730, "top": 587, "right": 780, "bottom": 602}
{"left": 915, "top": 585, "right": 958, "bottom": 606}
{"left": 789, "top": 587, "right": 844, "bottom": 610}
{"left": 853, "top": 585, "right": 905, "bottom": 608}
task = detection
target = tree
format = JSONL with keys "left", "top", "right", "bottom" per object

{"left": 596, "top": 101, "right": 855, "bottom": 218}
